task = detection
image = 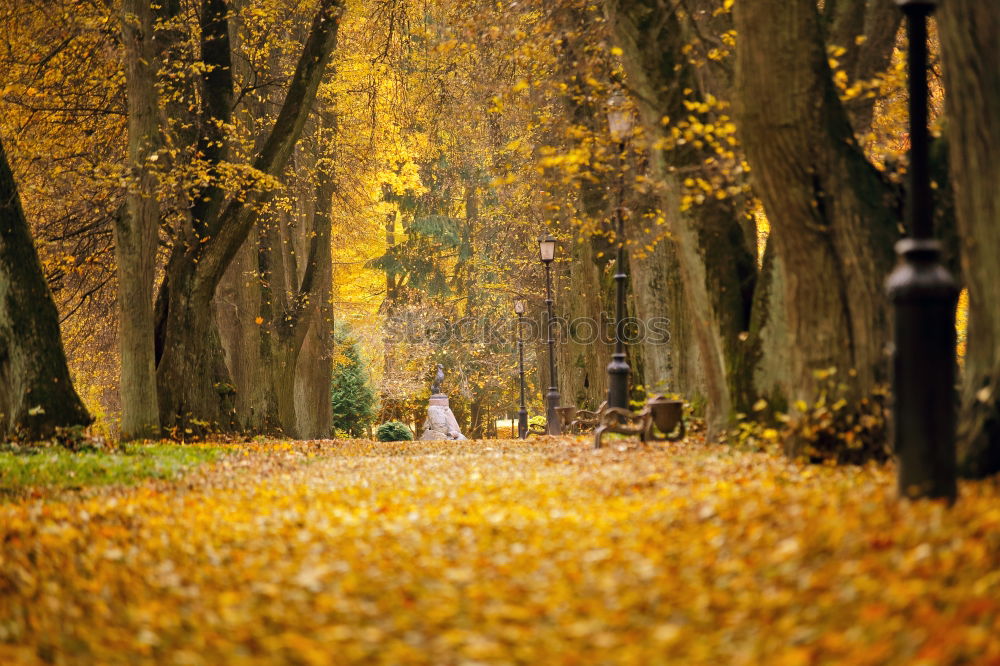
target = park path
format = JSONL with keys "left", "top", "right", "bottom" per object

{"left": 2, "top": 438, "right": 999, "bottom": 664}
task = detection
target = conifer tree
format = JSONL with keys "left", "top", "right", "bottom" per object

{"left": 331, "top": 329, "right": 376, "bottom": 437}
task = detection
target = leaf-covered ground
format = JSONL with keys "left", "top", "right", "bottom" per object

{"left": 2, "top": 438, "right": 999, "bottom": 664}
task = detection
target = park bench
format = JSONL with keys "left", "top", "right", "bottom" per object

{"left": 593, "top": 395, "right": 685, "bottom": 449}
{"left": 555, "top": 405, "right": 602, "bottom": 434}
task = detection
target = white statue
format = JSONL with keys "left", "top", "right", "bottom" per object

{"left": 420, "top": 365, "right": 466, "bottom": 440}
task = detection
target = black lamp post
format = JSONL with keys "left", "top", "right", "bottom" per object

{"left": 538, "top": 234, "right": 562, "bottom": 435}
{"left": 515, "top": 299, "right": 529, "bottom": 439}
{"left": 605, "top": 89, "right": 634, "bottom": 410}
{"left": 886, "top": 0, "right": 958, "bottom": 501}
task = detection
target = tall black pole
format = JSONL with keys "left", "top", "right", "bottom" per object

{"left": 905, "top": 2, "right": 933, "bottom": 241}
{"left": 544, "top": 261, "right": 562, "bottom": 435}
{"left": 606, "top": 140, "right": 631, "bottom": 410}
{"left": 516, "top": 310, "right": 528, "bottom": 439}
{"left": 886, "top": 0, "right": 958, "bottom": 501}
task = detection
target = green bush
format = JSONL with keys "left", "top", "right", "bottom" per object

{"left": 528, "top": 415, "right": 546, "bottom": 429}
{"left": 375, "top": 421, "right": 413, "bottom": 442}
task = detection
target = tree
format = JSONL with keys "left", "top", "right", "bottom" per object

{"left": 331, "top": 329, "right": 376, "bottom": 437}
{"left": 733, "top": 0, "right": 899, "bottom": 411}
{"left": 0, "top": 137, "right": 91, "bottom": 439}
{"left": 116, "top": 0, "right": 162, "bottom": 440}
{"left": 153, "top": 0, "right": 345, "bottom": 433}
{"left": 603, "top": 0, "right": 760, "bottom": 437}
{"left": 599, "top": 0, "right": 915, "bottom": 453}
{"left": 939, "top": 0, "right": 1000, "bottom": 478}
{"left": 0, "top": 0, "right": 125, "bottom": 425}
{"left": 546, "top": 3, "right": 615, "bottom": 413}
{"left": 292, "top": 129, "right": 337, "bottom": 439}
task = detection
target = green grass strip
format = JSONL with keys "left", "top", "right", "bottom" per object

{"left": 0, "top": 444, "right": 223, "bottom": 495}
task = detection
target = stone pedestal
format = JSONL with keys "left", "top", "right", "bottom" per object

{"left": 420, "top": 394, "right": 466, "bottom": 441}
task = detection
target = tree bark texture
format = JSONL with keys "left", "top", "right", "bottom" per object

{"left": 117, "top": 0, "right": 162, "bottom": 440}
{"left": 214, "top": 224, "right": 274, "bottom": 431}
{"left": 0, "top": 139, "right": 91, "bottom": 439}
{"left": 190, "top": 0, "right": 235, "bottom": 234}
{"left": 556, "top": 238, "right": 611, "bottom": 411}
{"left": 294, "top": 156, "right": 335, "bottom": 439}
{"left": 295, "top": 313, "right": 332, "bottom": 438}
{"left": 628, "top": 211, "right": 707, "bottom": 402}
{"left": 938, "top": 1, "right": 1000, "bottom": 478}
{"left": 469, "top": 396, "right": 486, "bottom": 439}
{"left": 734, "top": 0, "right": 897, "bottom": 405}
{"left": 746, "top": 240, "right": 792, "bottom": 412}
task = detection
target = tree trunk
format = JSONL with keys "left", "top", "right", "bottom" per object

{"left": 117, "top": 0, "right": 161, "bottom": 440}
{"left": 294, "top": 164, "right": 335, "bottom": 439}
{"left": 745, "top": 240, "right": 792, "bottom": 412}
{"left": 605, "top": 0, "right": 759, "bottom": 438}
{"left": 155, "top": 0, "right": 344, "bottom": 432}
{"left": 469, "top": 396, "right": 485, "bottom": 439}
{"left": 262, "top": 135, "right": 335, "bottom": 438}
{"left": 295, "top": 312, "right": 332, "bottom": 438}
{"left": 547, "top": 5, "right": 616, "bottom": 412}
{"left": 156, "top": 255, "right": 236, "bottom": 434}
{"left": 0, "top": 139, "right": 91, "bottom": 440}
{"left": 557, "top": 238, "right": 611, "bottom": 411}
{"left": 272, "top": 344, "right": 299, "bottom": 437}
{"left": 734, "top": 0, "right": 897, "bottom": 407}
{"left": 257, "top": 203, "right": 293, "bottom": 434}
{"left": 214, "top": 224, "right": 274, "bottom": 431}
{"left": 213, "top": 0, "right": 274, "bottom": 434}
{"left": 938, "top": 1, "right": 1000, "bottom": 478}
{"left": 628, "top": 215, "right": 707, "bottom": 402}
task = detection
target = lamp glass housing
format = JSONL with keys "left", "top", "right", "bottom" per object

{"left": 514, "top": 299, "right": 525, "bottom": 315}
{"left": 538, "top": 235, "right": 556, "bottom": 263}
{"left": 606, "top": 89, "right": 633, "bottom": 141}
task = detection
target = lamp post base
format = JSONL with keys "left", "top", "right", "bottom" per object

{"left": 546, "top": 388, "right": 562, "bottom": 435}
{"left": 606, "top": 353, "right": 631, "bottom": 411}
{"left": 517, "top": 406, "right": 528, "bottom": 440}
{"left": 886, "top": 238, "right": 958, "bottom": 501}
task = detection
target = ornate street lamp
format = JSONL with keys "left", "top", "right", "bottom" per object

{"left": 514, "top": 299, "right": 529, "bottom": 439}
{"left": 605, "top": 88, "right": 634, "bottom": 410}
{"left": 538, "top": 234, "right": 562, "bottom": 435}
{"left": 887, "top": 0, "right": 958, "bottom": 501}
